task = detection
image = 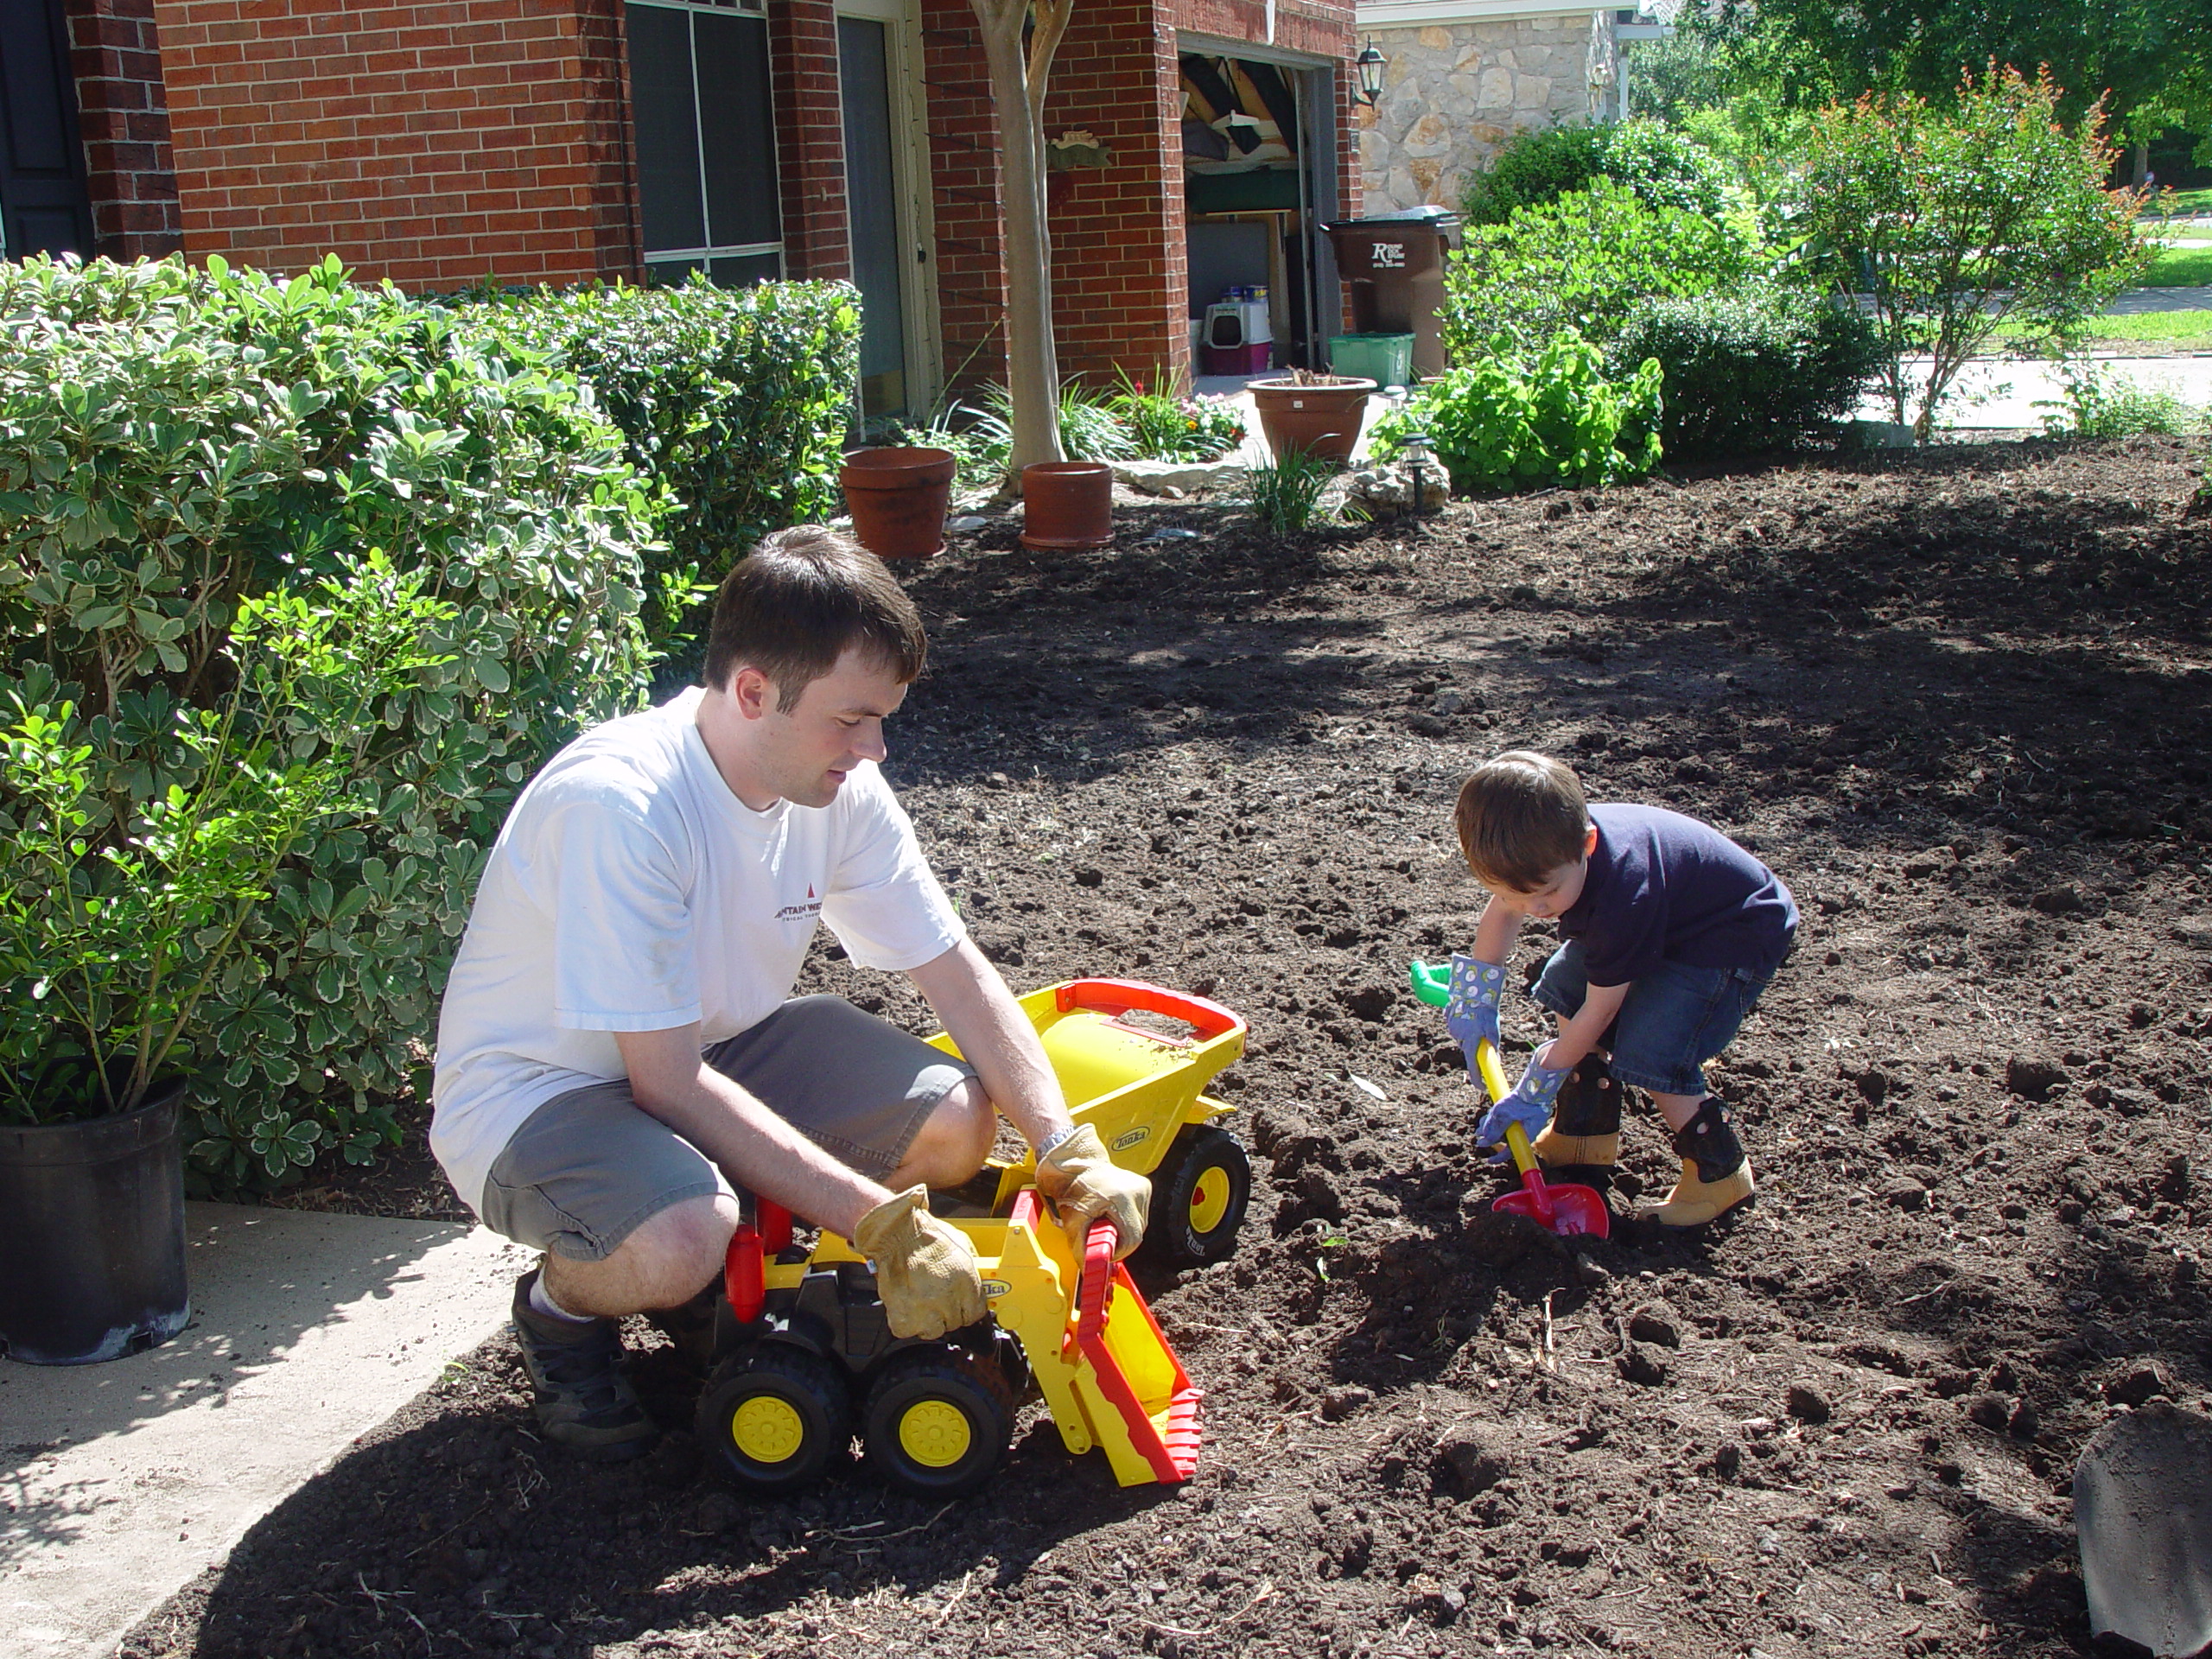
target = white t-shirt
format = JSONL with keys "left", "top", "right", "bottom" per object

{"left": 429, "top": 686, "right": 965, "bottom": 1217}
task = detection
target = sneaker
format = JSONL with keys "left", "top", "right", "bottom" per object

{"left": 511, "top": 1268, "right": 658, "bottom": 1461}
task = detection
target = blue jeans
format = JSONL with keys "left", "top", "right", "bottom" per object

{"left": 1529, "top": 941, "right": 1782, "bottom": 1096}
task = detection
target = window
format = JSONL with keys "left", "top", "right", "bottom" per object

{"left": 626, "top": 0, "right": 782, "bottom": 284}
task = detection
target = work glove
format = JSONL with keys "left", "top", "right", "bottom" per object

{"left": 1475, "top": 1052, "right": 1571, "bottom": 1153}
{"left": 1445, "top": 954, "right": 1506, "bottom": 1073}
{"left": 852, "top": 1185, "right": 987, "bottom": 1340}
{"left": 1035, "top": 1123, "right": 1152, "bottom": 1261}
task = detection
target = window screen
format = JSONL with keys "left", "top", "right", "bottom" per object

{"left": 626, "top": 0, "right": 782, "bottom": 283}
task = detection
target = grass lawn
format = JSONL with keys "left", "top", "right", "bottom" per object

{"left": 2150, "top": 184, "right": 2212, "bottom": 217}
{"left": 1992, "top": 308, "right": 2212, "bottom": 352}
{"left": 2145, "top": 244, "right": 2212, "bottom": 286}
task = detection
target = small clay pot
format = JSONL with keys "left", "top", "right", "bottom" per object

{"left": 840, "top": 446, "right": 958, "bottom": 559}
{"left": 1019, "top": 461, "right": 1113, "bottom": 550}
{"left": 1249, "top": 377, "right": 1376, "bottom": 464}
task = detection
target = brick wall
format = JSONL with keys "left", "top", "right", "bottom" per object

{"left": 66, "top": 0, "right": 184, "bottom": 257}
{"left": 149, "top": 0, "right": 639, "bottom": 288}
{"left": 769, "top": 0, "right": 849, "bottom": 281}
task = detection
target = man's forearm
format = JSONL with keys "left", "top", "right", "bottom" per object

{"left": 633, "top": 1064, "right": 891, "bottom": 1237}
{"left": 908, "top": 938, "right": 1071, "bottom": 1148}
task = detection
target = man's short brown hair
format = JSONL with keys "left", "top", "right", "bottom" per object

{"left": 1454, "top": 750, "right": 1591, "bottom": 891}
{"left": 702, "top": 526, "right": 927, "bottom": 708}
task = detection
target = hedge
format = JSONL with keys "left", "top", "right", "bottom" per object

{"left": 465, "top": 277, "right": 863, "bottom": 628}
{"left": 0, "top": 254, "right": 658, "bottom": 1188}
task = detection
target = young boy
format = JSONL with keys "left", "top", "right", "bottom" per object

{"left": 1444, "top": 751, "right": 1797, "bottom": 1227}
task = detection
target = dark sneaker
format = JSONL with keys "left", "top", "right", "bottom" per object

{"left": 511, "top": 1268, "right": 658, "bottom": 1461}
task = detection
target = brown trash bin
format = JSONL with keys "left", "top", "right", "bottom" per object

{"left": 1324, "top": 207, "right": 1465, "bottom": 378}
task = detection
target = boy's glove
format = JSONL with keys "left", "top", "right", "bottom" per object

{"left": 1036, "top": 1123, "right": 1151, "bottom": 1259}
{"left": 1476, "top": 1054, "right": 1571, "bottom": 1151}
{"left": 853, "top": 1185, "right": 987, "bottom": 1339}
{"left": 1446, "top": 954, "right": 1506, "bottom": 1069}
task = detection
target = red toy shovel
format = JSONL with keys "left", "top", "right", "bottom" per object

{"left": 1474, "top": 1040, "right": 1610, "bottom": 1240}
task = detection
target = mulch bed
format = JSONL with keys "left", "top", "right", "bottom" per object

{"left": 129, "top": 435, "right": 2212, "bottom": 1659}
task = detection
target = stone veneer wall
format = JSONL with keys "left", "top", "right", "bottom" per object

{"left": 1356, "top": 12, "right": 1590, "bottom": 215}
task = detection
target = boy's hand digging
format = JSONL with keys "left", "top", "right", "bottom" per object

{"left": 1476, "top": 1052, "right": 1570, "bottom": 1151}
{"left": 1446, "top": 953, "right": 1506, "bottom": 1069}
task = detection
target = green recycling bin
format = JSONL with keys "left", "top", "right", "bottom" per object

{"left": 1329, "top": 333, "right": 1415, "bottom": 388}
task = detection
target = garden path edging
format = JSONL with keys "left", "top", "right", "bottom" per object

{"left": 1, "top": 1201, "right": 529, "bottom": 1659}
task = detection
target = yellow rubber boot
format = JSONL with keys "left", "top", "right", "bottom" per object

{"left": 1532, "top": 1054, "right": 1622, "bottom": 1174}
{"left": 1641, "top": 1097, "right": 1754, "bottom": 1227}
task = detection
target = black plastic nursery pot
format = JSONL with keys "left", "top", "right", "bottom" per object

{"left": 0, "top": 1081, "right": 190, "bottom": 1364}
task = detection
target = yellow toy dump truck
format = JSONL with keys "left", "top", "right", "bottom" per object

{"left": 694, "top": 978, "right": 1248, "bottom": 1500}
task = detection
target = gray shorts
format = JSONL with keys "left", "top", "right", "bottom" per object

{"left": 479, "top": 995, "right": 977, "bottom": 1261}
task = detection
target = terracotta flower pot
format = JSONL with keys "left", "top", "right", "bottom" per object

{"left": 1249, "top": 377, "right": 1376, "bottom": 465}
{"left": 1019, "top": 461, "right": 1114, "bottom": 551}
{"left": 840, "top": 446, "right": 958, "bottom": 559}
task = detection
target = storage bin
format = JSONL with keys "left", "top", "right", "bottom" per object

{"left": 1329, "top": 332, "right": 1415, "bottom": 389}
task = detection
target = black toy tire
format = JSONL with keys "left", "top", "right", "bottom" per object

{"left": 861, "top": 1344, "right": 1016, "bottom": 1499}
{"left": 1137, "top": 1124, "right": 1251, "bottom": 1268}
{"left": 695, "top": 1343, "right": 849, "bottom": 1495}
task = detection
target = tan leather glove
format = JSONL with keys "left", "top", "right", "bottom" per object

{"left": 852, "top": 1185, "right": 986, "bottom": 1340}
{"left": 1035, "top": 1123, "right": 1151, "bottom": 1260}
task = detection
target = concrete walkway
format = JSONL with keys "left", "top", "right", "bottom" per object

{"left": 1861, "top": 352, "right": 2212, "bottom": 432}
{"left": 1, "top": 1203, "right": 530, "bottom": 1659}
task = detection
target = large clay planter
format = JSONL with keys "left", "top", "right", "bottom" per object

{"left": 1250, "top": 377, "right": 1376, "bottom": 465}
{"left": 1019, "top": 461, "right": 1114, "bottom": 551}
{"left": 0, "top": 1081, "right": 189, "bottom": 1364}
{"left": 840, "top": 446, "right": 957, "bottom": 559}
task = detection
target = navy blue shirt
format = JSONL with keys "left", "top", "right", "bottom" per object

{"left": 1556, "top": 804, "right": 1797, "bottom": 987}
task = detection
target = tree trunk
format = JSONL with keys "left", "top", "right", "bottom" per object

{"left": 2132, "top": 141, "right": 2149, "bottom": 189}
{"left": 969, "top": 0, "right": 1074, "bottom": 486}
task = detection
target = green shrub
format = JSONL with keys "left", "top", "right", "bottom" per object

{"left": 1370, "top": 330, "right": 1664, "bottom": 493}
{"left": 1441, "top": 179, "right": 1762, "bottom": 361}
{"left": 1611, "top": 286, "right": 1885, "bottom": 459}
{"left": 1794, "top": 66, "right": 2153, "bottom": 435}
{"left": 1243, "top": 447, "right": 1336, "bottom": 535}
{"left": 0, "top": 254, "right": 656, "bottom": 1187}
{"left": 467, "top": 276, "right": 862, "bottom": 620}
{"left": 2037, "top": 365, "right": 2210, "bottom": 438}
{"left": 1460, "top": 118, "right": 1735, "bottom": 226}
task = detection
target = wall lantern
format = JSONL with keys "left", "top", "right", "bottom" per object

{"left": 1351, "top": 39, "right": 1387, "bottom": 107}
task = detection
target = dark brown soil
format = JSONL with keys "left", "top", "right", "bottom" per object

{"left": 124, "top": 436, "right": 2212, "bottom": 1659}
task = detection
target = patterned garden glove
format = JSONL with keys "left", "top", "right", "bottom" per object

{"left": 853, "top": 1185, "right": 987, "bottom": 1340}
{"left": 1446, "top": 954, "right": 1506, "bottom": 1073}
{"left": 1036, "top": 1123, "right": 1152, "bottom": 1260}
{"left": 1475, "top": 1053, "right": 1571, "bottom": 1151}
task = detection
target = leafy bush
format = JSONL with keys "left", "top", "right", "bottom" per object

{"left": 1460, "top": 118, "right": 1735, "bottom": 226}
{"left": 1441, "top": 179, "right": 1762, "bottom": 361}
{"left": 2037, "top": 365, "right": 2210, "bottom": 438}
{"left": 1370, "top": 330, "right": 1664, "bottom": 493}
{"left": 1243, "top": 447, "right": 1336, "bottom": 534}
{"left": 1611, "top": 286, "right": 1886, "bottom": 459}
{"left": 466, "top": 276, "right": 862, "bottom": 618}
{"left": 1109, "top": 370, "right": 1246, "bottom": 461}
{"left": 1793, "top": 66, "right": 2153, "bottom": 436}
{"left": 0, "top": 254, "right": 655, "bottom": 1186}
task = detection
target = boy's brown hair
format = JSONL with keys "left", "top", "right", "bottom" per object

{"left": 1454, "top": 751, "right": 1591, "bottom": 891}
{"left": 702, "top": 526, "right": 927, "bottom": 708}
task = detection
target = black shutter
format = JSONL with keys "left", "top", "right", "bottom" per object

{"left": 0, "top": 0, "right": 96, "bottom": 258}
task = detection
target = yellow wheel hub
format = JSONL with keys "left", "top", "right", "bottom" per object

{"left": 897, "top": 1399, "right": 973, "bottom": 1468}
{"left": 731, "top": 1395, "right": 806, "bottom": 1465}
{"left": 1188, "top": 1165, "right": 1232, "bottom": 1234}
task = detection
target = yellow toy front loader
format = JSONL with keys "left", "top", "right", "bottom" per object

{"left": 692, "top": 980, "right": 1245, "bottom": 1500}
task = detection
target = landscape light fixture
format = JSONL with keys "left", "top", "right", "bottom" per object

{"left": 1399, "top": 430, "right": 1433, "bottom": 519}
{"left": 1351, "top": 39, "right": 1387, "bottom": 107}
